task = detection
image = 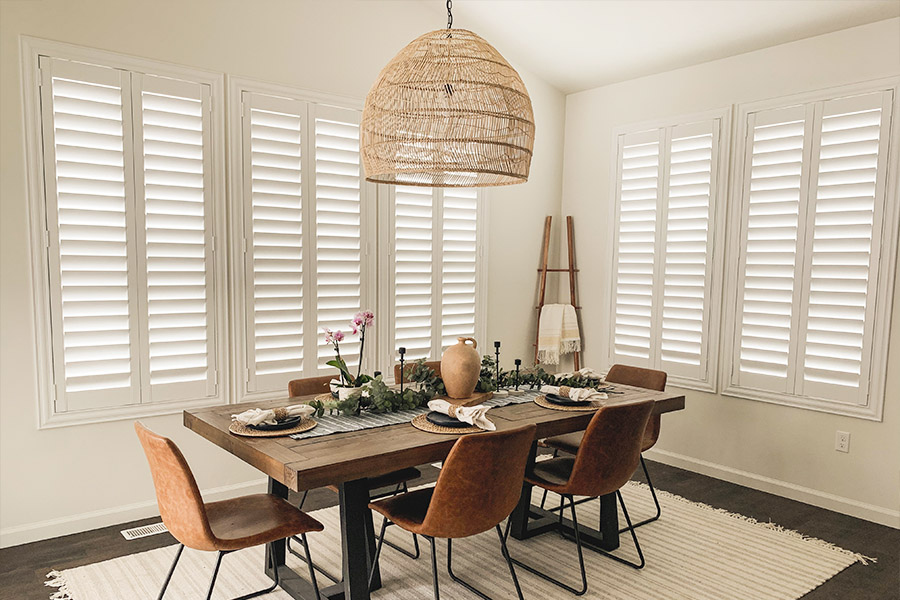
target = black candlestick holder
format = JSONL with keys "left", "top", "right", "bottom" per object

{"left": 398, "top": 347, "right": 406, "bottom": 393}
{"left": 514, "top": 359, "right": 522, "bottom": 390}
{"left": 494, "top": 341, "right": 508, "bottom": 396}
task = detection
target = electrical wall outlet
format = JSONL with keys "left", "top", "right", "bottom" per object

{"left": 835, "top": 431, "right": 850, "bottom": 453}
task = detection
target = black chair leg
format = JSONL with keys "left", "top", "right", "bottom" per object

{"left": 204, "top": 551, "right": 225, "bottom": 600}
{"left": 620, "top": 455, "right": 662, "bottom": 532}
{"left": 368, "top": 517, "right": 389, "bottom": 592}
{"left": 381, "top": 482, "right": 421, "bottom": 559}
{"left": 156, "top": 543, "right": 184, "bottom": 600}
{"left": 505, "top": 494, "right": 588, "bottom": 595}
{"left": 298, "top": 489, "right": 310, "bottom": 511}
{"left": 204, "top": 540, "right": 318, "bottom": 600}
{"left": 447, "top": 523, "right": 524, "bottom": 600}
{"left": 429, "top": 536, "right": 441, "bottom": 600}
{"left": 298, "top": 534, "right": 322, "bottom": 600}
{"left": 287, "top": 535, "right": 341, "bottom": 584}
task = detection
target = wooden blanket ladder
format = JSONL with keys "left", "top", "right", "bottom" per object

{"left": 534, "top": 215, "right": 581, "bottom": 369}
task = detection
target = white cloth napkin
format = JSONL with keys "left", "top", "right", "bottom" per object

{"left": 555, "top": 367, "right": 603, "bottom": 380}
{"left": 537, "top": 304, "right": 581, "bottom": 365}
{"left": 427, "top": 399, "right": 496, "bottom": 431}
{"left": 232, "top": 404, "right": 315, "bottom": 427}
{"left": 540, "top": 384, "right": 607, "bottom": 403}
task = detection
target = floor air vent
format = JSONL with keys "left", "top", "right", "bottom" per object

{"left": 120, "top": 522, "right": 168, "bottom": 540}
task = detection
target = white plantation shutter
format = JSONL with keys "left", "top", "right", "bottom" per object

{"left": 39, "top": 57, "right": 141, "bottom": 411}
{"left": 730, "top": 88, "right": 896, "bottom": 412}
{"left": 734, "top": 105, "right": 810, "bottom": 391}
{"left": 312, "top": 105, "right": 365, "bottom": 372}
{"left": 612, "top": 129, "right": 662, "bottom": 366}
{"left": 660, "top": 122, "right": 718, "bottom": 380}
{"left": 35, "top": 52, "right": 223, "bottom": 419}
{"left": 132, "top": 75, "right": 217, "bottom": 403}
{"left": 800, "top": 92, "right": 893, "bottom": 403}
{"left": 394, "top": 186, "right": 434, "bottom": 360}
{"left": 241, "top": 92, "right": 307, "bottom": 392}
{"left": 389, "top": 187, "right": 482, "bottom": 365}
{"left": 441, "top": 188, "right": 479, "bottom": 348}
{"left": 610, "top": 117, "right": 722, "bottom": 385}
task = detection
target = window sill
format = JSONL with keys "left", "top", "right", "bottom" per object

{"left": 38, "top": 396, "right": 229, "bottom": 429}
{"left": 721, "top": 384, "right": 882, "bottom": 422}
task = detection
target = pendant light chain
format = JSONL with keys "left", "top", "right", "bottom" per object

{"left": 447, "top": 0, "right": 453, "bottom": 29}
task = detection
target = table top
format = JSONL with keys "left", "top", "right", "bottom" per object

{"left": 184, "top": 384, "right": 685, "bottom": 492}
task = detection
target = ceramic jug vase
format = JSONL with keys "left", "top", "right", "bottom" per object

{"left": 441, "top": 337, "right": 481, "bottom": 399}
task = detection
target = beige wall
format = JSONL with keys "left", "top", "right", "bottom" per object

{"left": 561, "top": 18, "right": 900, "bottom": 526}
{"left": 0, "top": 0, "right": 565, "bottom": 546}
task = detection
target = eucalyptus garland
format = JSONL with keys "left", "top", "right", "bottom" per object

{"left": 309, "top": 356, "right": 606, "bottom": 418}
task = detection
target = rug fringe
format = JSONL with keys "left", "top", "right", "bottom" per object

{"left": 45, "top": 570, "right": 74, "bottom": 600}
{"left": 623, "top": 481, "right": 878, "bottom": 566}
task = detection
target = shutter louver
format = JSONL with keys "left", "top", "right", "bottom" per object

{"left": 612, "top": 130, "right": 661, "bottom": 365}
{"left": 799, "top": 91, "right": 891, "bottom": 403}
{"left": 660, "top": 123, "right": 715, "bottom": 379}
{"left": 242, "top": 93, "right": 306, "bottom": 392}
{"left": 441, "top": 188, "right": 478, "bottom": 350}
{"left": 40, "top": 58, "right": 141, "bottom": 411}
{"left": 735, "top": 106, "right": 809, "bottom": 389}
{"left": 394, "top": 186, "right": 434, "bottom": 360}
{"left": 313, "top": 106, "right": 363, "bottom": 371}
{"left": 135, "top": 75, "right": 216, "bottom": 402}
{"left": 730, "top": 88, "right": 894, "bottom": 411}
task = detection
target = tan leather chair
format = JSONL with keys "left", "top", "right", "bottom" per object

{"left": 393, "top": 360, "right": 442, "bottom": 384}
{"left": 287, "top": 374, "right": 335, "bottom": 398}
{"left": 369, "top": 425, "right": 536, "bottom": 600}
{"left": 508, "top": 400, "right": 654, "bottom": 595}
{"left": 134, "top": 422, "right": 323, "bottom": 600}
{"left": 284, "top": 375, "right": 423, "bottom": 584}
{"left": 541, "top": 364, "right": 667, "bottom": 529}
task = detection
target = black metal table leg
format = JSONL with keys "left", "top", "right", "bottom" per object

{"left": 266, "top": 477, "right": 344, "bottom": 600}
{"left": 339, "top": 478, "right": 376, "bottom": 600}
{"left": 598, "top": 493, "right": 620, "bottom": 550}
{"left": 509, "top": 441, "right": 538, "bottom": 540}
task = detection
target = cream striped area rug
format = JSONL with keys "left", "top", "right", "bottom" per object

{"left": 46, "top": 483, "right": 872, "bottom": 600}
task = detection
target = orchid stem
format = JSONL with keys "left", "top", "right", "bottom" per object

{"left": 356, "top": 329, "right": 365, "bottom": 381}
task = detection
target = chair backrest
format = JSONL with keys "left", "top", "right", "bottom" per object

{"left": 606, "top": 364, "right": 666, "bottom": 448}
{"left": 422, "top": 424, "right": 536, "bottom": 539}
{"left": 606, "top": 364, "right": 667, "bottom": 391}
{"left": 134, "top": 422, "right": 217, "bottom": 551}
{"left": 566, "top": 400, "right": 654, "bottom": 498}
{"left": 288, "top": 375, "right": 334, "bottom": 398}
{"left": 393, "top": 360, "right": 442, "bottom": 384}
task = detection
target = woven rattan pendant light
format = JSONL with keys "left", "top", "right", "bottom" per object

{"left": 361, "top": 1, "right": 535, "bottom": 187}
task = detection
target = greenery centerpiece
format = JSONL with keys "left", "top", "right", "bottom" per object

{"left": 309, "top": 336, "right": 610, "bottom": 418}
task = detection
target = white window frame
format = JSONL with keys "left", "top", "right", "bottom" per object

{"left": 21, "top": 37, "right": 228, "bottom": 428}
{"left": 374, "top": 184, "right": 488, "bottom": 377}
{"left": 606, "top": 108, "right": 731, "bottom": 393}
{"left": 721, "top": 78, "right": 900, "bottom": 421}
{"left": 227, "top": 77, "right": 376, "bottom": 403}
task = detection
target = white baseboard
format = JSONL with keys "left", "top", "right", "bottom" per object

{"left": 645, "top": 448, "right": 900, "bottom": 529}
{"left": 0, "top": 478, "right": 268, "bottom": 549}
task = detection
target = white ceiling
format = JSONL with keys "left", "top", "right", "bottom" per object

{"left": 422, "top": 0, "right": 900, "bottom": 94}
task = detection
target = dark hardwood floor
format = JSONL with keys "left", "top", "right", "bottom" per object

{"left": 1, "top": 460, "right": 897, "bottom": 599}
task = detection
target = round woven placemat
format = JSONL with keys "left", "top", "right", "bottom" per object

{"left": 229, "top": 418, "right": 317, "bottom": 438}
{"left": 410, "top": 413, "right": 483, "bottom": 435}
{"left": 534, "top": 395, "right": 602, "bottom": 412}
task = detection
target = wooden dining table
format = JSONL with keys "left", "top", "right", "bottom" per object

{"left": 184, "top": 384, "right": 685, "bottom": 600}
